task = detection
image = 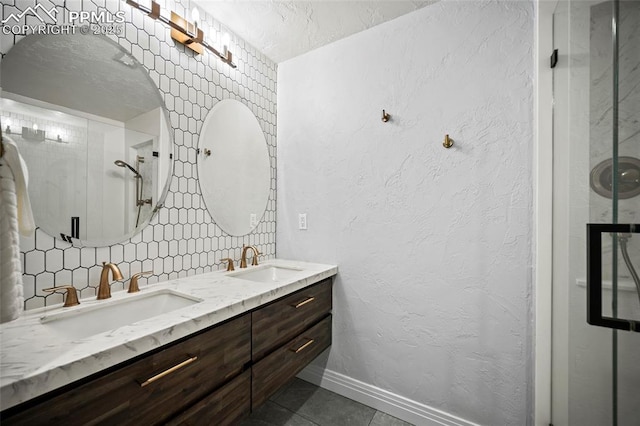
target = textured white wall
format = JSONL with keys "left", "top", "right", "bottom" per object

{"left": 277, "top": 1, "right": 534, "bottom": 424}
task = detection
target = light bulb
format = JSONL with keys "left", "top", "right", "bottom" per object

{"left": 32, "top": 123, "right": 38, "bottom": 131}
{"left": 191, "top": 7, "right": 200, "bottom": 28}
{"left": 222, "top": 32, "right": 230, "bottom": 55}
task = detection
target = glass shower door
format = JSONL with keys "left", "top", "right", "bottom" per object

{"left": 551, "top": 0, "right": 640, "bottom": 425}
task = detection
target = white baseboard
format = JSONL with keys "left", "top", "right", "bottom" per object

{"left": 297, "top": 365, "right": 479, "bottom": 426}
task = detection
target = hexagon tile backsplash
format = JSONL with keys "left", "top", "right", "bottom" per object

{"left": 3, "top": 0, "right": 277, "bottom": 309}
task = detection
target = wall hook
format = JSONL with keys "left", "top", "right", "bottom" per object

{"left": 443, "top": 134, "right": 454, "bottom": 149}
{"left": 381, "top": 110, "right": 391, "bottom": 122}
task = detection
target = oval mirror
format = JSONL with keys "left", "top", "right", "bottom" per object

{"left": 0, "top": 33, "right": 173, "bottom": 246}
{"left": 198, "top": 100, "right": 271, "bottom": 236}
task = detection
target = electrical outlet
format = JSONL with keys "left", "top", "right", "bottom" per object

{"left": 249, "top": 213, "right": 257, "bottom": 228}
{"left": 298, "top": 213, "right": 307, "bottom": 230}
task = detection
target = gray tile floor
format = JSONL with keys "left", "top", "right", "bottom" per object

{"left": 241, "top": 378, "right": 414, "bottom": 426}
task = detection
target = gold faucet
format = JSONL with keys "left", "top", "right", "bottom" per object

{"left": 43, "top": 286, "right": 80, "bottom": 307}
{"left": 97, "top": 262, "right": 123, "bottom": 299}
{"left": 128, "top": 271, "right": 153, "bottom": 293}
{"left": 221, "top": 258, "right": 235, "bottom": 271}
{"left": 239, "top": 245, "right": 260, "bottom": 268}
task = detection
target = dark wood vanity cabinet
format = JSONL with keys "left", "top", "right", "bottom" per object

{"left": 251, "top": 278, "right": 333, "bottom": 408}
{"left": 252, "top": 278, "right": 332, "bottom": 360}
{"left": 166, "top": 370, "right": 252, "bottom": 426}
{"left": 253, "top": 316, "right": 332, "bottom": 409}
{"left": 1, "top": 278, "right": 333, "bottom": 426}
{"left": 2, "top": 313, "right": 252, "bottom": 426}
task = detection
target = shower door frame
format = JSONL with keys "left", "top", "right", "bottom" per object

{"left": 534, "top": 1, "right": 556, "bottom": 425}
{"left": 535, "top": 1, "right": 639, "bottom": 425}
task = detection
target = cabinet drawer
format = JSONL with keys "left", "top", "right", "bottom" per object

{"left": 252, "top": 315, "right": 332, "bottom": 409}
{"left": 252, "top": 278, "right": 332, "bottom": 360}
{"left": 3, "top": 314, "right": 251, "bottom": 426}
{"left": 166, "top": 370, "right": 251, "bottom": 426}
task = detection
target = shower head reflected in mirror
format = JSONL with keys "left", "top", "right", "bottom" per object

{"left": 590, "top": 156, "right": 640, "bottom": 199}
{"left": 114, "top": 160, "right": 141, "bottom": 178}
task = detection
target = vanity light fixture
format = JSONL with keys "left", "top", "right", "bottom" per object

{"left": 126, "top": 0, "right": 236, "bottom": 68}
{"left": 22, "top": 124, "right": 45, "bottom": 142}
{"left": 170, "top": 11, "right": 204, "bottom": 55}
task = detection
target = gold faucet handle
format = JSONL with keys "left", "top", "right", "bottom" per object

{"left": 43, "top": 286, "right": 80, "bottom": 307}
{"left": 220, "top": 258, "right": 235, "bottom": 271}
{"left": 251, "top": 248, "right": 261, "bottom": 266}
{"left": 128, "top": 271, "right": 153, "bottom": 293}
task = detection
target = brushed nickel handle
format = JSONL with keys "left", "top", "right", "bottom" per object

{"left": 139, "top": 356, "right": 198, "bottom": 387}
{"left": 291, "top": 296, "right": 315, "bottom": 309}
{"left": 290, "top": 339, "right": 314, "bottom": 354}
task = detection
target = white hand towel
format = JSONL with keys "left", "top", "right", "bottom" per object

{"left": 0, "top": 135, "right": 34, "bottom": 323}
{"left": 0, "top": 151, "right": 24, "bottom": 322}
{"left": 2, "top": 136, "right": 35, "bottom": 236}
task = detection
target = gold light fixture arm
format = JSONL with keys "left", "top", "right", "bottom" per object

{"left": 126, "top": 0, "right": 236, "bottom": 68}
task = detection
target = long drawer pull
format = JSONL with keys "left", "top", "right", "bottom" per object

{"left": 290, "top": 339, "right": 315, "bottom": 354}
{"left": 292, "top": 296, "right": 315, "bottom": 308}
{"left": 139, "top": 356, "right": 198, "bottom": 387}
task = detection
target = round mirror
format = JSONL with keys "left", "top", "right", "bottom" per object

{"left": 198, "top": 100, "right": 271, "bottom": 236}
{"left": 0, "top": 34, "right": 173, "bottom": 246}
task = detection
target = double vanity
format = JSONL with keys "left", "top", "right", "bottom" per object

{"left": 0, "top": 26, "right": 322, "bottom": 426}
{"left": 0, "top": 259, "right": 337, "bottom": 425}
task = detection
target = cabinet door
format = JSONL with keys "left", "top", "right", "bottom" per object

{"left": 252, "top": 279, "right": 332, "bottom": 360}
{"left": 2, "top": 314, "right": 251, "bottom": 426}
{"left": 252, "top": 315, "right": 332, "bottom": 409}
{"left": 166, "top": 370, "right": 251, "bottom": 426}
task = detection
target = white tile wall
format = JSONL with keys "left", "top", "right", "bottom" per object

{"left": 1, "top": 0, "right": 277, "bottom": 309}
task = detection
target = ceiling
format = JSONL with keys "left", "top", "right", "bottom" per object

{"left": 1, "top": 34, "right": 161, "bottom": 123}
{"left": 194, "top": 1, "right": 438, "bottom": 63}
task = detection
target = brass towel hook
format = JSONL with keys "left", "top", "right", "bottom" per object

{"left": 443, "top": 134, "right": 454, "bottom": 149}
{"left": 381, "top": 110, "right": 391, "bottom": 122}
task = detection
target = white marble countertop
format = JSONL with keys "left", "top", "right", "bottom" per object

{"left": 0, "top": 259, "right": 337, "bottom": 411}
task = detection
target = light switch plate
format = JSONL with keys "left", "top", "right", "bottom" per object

{"left": 298, "top": 213, "right": 307, "bottom": 230}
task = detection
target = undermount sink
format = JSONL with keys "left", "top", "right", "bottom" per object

{"left": 40, "top": 289, "right": 202, "bottom": 340}
{"left": 227, "top": 265, "right": 304, "bottom": 283}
